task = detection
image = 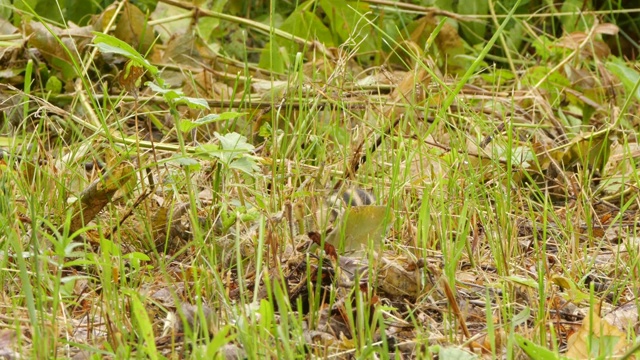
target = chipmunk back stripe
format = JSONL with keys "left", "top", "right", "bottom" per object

{"left": 341, "top": 188, "right": 375, "bottom": 206}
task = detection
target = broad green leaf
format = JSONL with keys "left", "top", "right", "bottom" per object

{"left": 194, "top": 133, "right": 259, "bottom": 175}
{"left": 147, "top": 81, "right": 180, "bottom": 96}
{"left": 168, "top": 155, "right": 201, "bottom": 171}
{"left": 146, "top": 82, "right": 208, "bottom": 109}
{"left": 259, "top": 5, "right": 332, "bottom": 71}
{"left": 515, "top": 334, "right": 563, "bottom": 360}
{"left": 606, "top": 58, "right": 640, "bottom": 102}
{"left": 180, "top": 112, "right": 246, "bottom": 132}
{"left": 228, "top": 156, "right": 260, "bottom": 175}
{"left": 457, "top": 1, "right": 488, "bottom": 45}
{"left": 194, "top": 144, "right": 221, "bottom": 160}
{"left": 122, "top": 252, "right": 150, "bottom": 262}
{"left": 511, "top": 307, "right": 531, "bottom": 328}
{"left": 174, "top": 96, "right": 209, "bottom": 110}
{"left": 215, "top": 132, "right": 255, "bottom": 156}
{"left": 92, "top": 32, "right": 158, "bottom": 75}
{"left": 45, "top": 75, "right": 62, "bottom": 94}
{"left": 505, "top": 275, "right": 537, "bottom": 288}
{"left": 560, "top": 0, "right": 593, "bottom": 33}
{"left": 319, "top": 0, "right": 376, "bottom": 63}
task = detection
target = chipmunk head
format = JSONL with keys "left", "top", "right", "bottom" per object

{"left": 318, "top": 187, "right": 375, "bottom": 227}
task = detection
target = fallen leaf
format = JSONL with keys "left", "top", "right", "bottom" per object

{"left": 566, "top": 311, "right": 628, "bottom": 359}
{"left": 325, "top": 205, "right": 389, "bottom": 254}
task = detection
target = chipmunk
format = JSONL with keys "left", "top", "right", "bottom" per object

{"left": 294, "top": 186, "right": 376, "bottom": 238}
{"left": 209, "top": 186, "right": 377, "bottom": 253}
{"left": 323, "top": 187, "right": 375, "bottom": 221}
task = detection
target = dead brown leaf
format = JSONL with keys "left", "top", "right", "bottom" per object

{"left": 566, "top": 310, "right": 628, "bottom": 359}
{"left": 65, "top": 161, "right": 136, "bottom": 235}
{"left": 113, "top": 2, "right": 154, "bottom": 56}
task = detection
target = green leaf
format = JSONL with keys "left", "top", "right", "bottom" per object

{"left": 228, "top": 156, "right": 260, "bottom": 175}
{"left": 126, "top": 291, "right": 158, "bottom": 360}
{"left": 122, "top": 252, "right": 150, "bottom": 262}
{"left": 457, "top": 0, "right": 489, "bottom": 45}
{"left": 319, "top": 0, "right": 376, "bottom": 63}
{"left": 514, "top": 334, "right": 563, "bottom": 360}
{"left": 194, "top": 144, "right": 221, "bottom": 160}
{"left": 560, "top": 0, "right": 594, "bottom": 33}
{"left": 438, "top": 346, "right": 478, "bottom": 360}
{"left": 178, "top": 119, "right": 199, "bottom": 133}
{"left": 45, "top": 75, "right": 62, "bottom": 94}
{"left": 606, "top": 58, "right": 640, "bottom": 102}
{"left": 92, "top": 32, "right": 158, "bottom": 75}
{"left": 147, "top": 81, "right": 178, "bottom": 95}
{"left": 180, "top": 111, "right": 246, "bottom": 132}
{"left": 146, "top": 82, "right": 209, "bottom": 109}
{"left": 215, "top": 132, "right": 254, "bottom": 154}
{"left": 511, "top": 307, "right": 531, "bottom": 328}
{"left": 175, "top": 96, "right": 209, "bottom": 110}
{"left": 259, "top": 2, "right": 334, "bottom": 71}
{"left": 505, "top": 275, "right": 538, "bottom": 288}
{"left": 168, "top": 155, "right": 202, "bottom": 171}
{"left": 206, "top": 325, "right": 235, "bottom": 358}
{"left": 193, "top": 133, "right": 259, "bottom": 175}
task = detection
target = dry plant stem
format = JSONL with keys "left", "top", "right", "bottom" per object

{"left": 64, "top": 162, "right": 136, "bottom": 236}
{"left": 341, "top": 117, "right": 401, "bottom": 187}
{"left": 342, "top": 66, "right": 430, "bottom": 184}
{"left": 75, "top": 80, "right": 101, "bottom": 128}
{"left": 147, "top": 9, "right": 194, "bottom": 26}
{"left": 362, "top": 0, "right": 476, "bottom": 21}
{"left": 488, "top": 0, "right": 518, "bottom": 78}
{"left": 3, "top": 84, "right": 351, "bottom": 177}
{"left": 107, "top": 171, "right": 155, "bottom": 242}
{"left": 157, "top": 0, "right": 334, "bottom": 59}
{"left": 52, "top": 94, "right": 377, "bottom": 110}
{"left": 440, "top": 278, "right": 473, "bottom": 351}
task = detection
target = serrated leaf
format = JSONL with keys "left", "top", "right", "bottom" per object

{"left": 194, "top": 144, "right": 221, "bottom": 160}
{"left": 214, "top": 132, "right": 255, "bottom": 164}
{"left": 228, "top": 156, "right": 259, "bottom": 175}
{"left": 215, "top": 132, "right": 254, "bottom": 152}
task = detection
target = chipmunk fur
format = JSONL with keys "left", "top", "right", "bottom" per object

{"left": 306, "top": 186, "right": 375, "bottom": 233}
